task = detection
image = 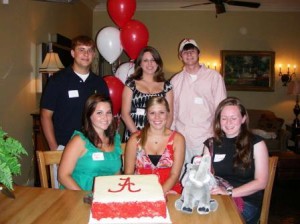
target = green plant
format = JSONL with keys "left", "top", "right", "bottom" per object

{"left": 0, "top": 127, "right": 27, "bottom": 190}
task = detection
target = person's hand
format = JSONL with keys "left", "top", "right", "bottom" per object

{"left": 210, "top": 185, "right": 227, "bottom": 195}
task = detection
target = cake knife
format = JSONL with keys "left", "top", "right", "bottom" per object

{"left": 0, "top": 186, "right": 16, "bottom": 199}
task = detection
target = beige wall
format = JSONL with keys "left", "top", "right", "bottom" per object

{"left": 0, "top": 0, "right": 93, "bottom": 185}
{"left": 93, "top": 10, "right": 300, "bottom": 125}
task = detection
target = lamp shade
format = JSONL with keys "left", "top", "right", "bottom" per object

{"left": 39, "top": 52, "right": 64, "bottom": 73}
{"left": 287, "top": 80, "right": 300, "bottom": 95}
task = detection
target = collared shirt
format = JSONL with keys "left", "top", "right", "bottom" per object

{"left": 40, "top": 66, "right": 109, "bottom": 145}
{"left": 171, "top": 63, "right": 227, "bottom": 150}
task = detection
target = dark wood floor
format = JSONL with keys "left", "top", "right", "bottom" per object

{"left": 268, "top": 179, "right": 300, "bottom": 224}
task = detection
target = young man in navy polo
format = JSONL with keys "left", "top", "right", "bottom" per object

{"left": 40, "top": 35, "right": 109, "bottom": 151}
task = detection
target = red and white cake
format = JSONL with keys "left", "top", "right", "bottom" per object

{"left": 89, "top": 174, "right": 171, "bottom": 224}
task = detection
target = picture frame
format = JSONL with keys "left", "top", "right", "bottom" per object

{"left": 221, "top": 50, "right": 275, "bottom": 92}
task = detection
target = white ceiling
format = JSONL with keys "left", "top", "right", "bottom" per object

{"left": 85, "top": 0, "right": 300, "bottom": 12}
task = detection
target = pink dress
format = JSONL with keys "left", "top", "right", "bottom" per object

{"left": 134, "top": 131, "right": 183, "bottom": 194}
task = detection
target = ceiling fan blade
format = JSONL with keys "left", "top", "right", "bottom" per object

{"left": 216, "top": 3, "right": 226, "bottom": 14}
{"left": 181, "top": 2, "right": 212, "bottom": 9}
{"left": 225, "top": 1, "right": 261, "bottom": 8}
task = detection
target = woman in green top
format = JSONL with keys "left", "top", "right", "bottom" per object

{"left": 58, "top": 94, "right": 122, "bottom": 191}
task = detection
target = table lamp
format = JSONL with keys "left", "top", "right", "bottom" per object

{"left": 287, "top": 80, "right": 300, "bottom": 127}
{"left": 39, "top": 43, "right": 64, "bottom": 74}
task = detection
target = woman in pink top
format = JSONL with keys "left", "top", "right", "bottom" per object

{"left": 125, "top": 96, "right": 185, "bottom": 195}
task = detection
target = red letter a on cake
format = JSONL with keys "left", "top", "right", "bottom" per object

{"left": 108, "top": 177, "right": 141, "bottom": 192}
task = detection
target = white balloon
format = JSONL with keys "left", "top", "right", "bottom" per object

{"left": 96, "top": 27, "right": 123, "bottom": 64}
{"left": 115, "top": 61, "right": 135, "bottom": 84}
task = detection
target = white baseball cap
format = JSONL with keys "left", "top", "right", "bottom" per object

{"left": 179, "top": 38, "right": 200, "bottom": 53}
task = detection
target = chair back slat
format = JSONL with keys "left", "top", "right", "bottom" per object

{"left": 36, "top": 151, "right": 63, "bottom": 188}
{"left": 260, "top": 156, "right": 278, "bottom": 224}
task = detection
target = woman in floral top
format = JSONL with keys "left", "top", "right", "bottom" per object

{"left": 125, "top": 96, "right": 185, "bottom": 195}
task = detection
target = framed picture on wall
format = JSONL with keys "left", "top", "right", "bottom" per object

{"left": 221, "top": 50, "right": 275, "bottom": 92}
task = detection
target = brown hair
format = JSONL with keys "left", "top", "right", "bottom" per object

{"left": 71, "top": 35, "right": 96, "bottom": 51}
{"left": 213, "top": 97, "right": 252, "bottom": 170}
{"left": 82, "top": 94, "right": 116, "bottom": 147}
{"left": 139, "top": 96, "right": 170, "bottom": 147}
{"left": 129, "top": 46, "right": 165, "bottom": 82}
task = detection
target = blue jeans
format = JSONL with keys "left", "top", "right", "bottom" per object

{"left": 241, "top": 201, "right": 260, "bottom": 224}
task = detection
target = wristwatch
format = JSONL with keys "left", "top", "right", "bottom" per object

{"left": 226, "top": 188, "right": 233, "bottom": 197}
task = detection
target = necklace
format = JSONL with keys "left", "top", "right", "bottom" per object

{"left": 149, "top": 129, "right": 167, "bottom": 144}
{"left": 151, "top": 135, "right": 160, "bottom": 144}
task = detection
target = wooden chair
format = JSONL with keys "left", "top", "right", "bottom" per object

{"left": 36, "top": 150, "right": 63, "bottom": 188}
{"left": 259, "top": 156, "right": 278, "bottom": 224}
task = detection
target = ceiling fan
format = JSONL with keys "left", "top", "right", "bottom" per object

{"left": 181, "top": 0, "right": 261, "bottom": 15}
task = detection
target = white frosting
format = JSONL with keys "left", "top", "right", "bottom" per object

{"left": 93, "top": 174, "right": 164, "bottom": 203}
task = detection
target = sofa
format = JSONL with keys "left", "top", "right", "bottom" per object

{"left": 247, "top": 109, "right": 289, "bottom": 152}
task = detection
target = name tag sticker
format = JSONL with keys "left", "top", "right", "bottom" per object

{"left": 136, "top": 108, "right": 145, "bottom": 116}
{"left": 92, "top": 152, "right": 104, "bottom": 161}
{"left": 214, "top": 154, "right": 226, "bottom": 162}
{"left": 68, "top": 90, "right": 79, "bottom": 98}
{"left": 194, "top": 97, "right": 203, "bottom": 105}
{"left": 57, "top": 145, "right": 65, "bottom": 151}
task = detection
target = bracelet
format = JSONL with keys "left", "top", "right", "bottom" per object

{"left": 226, "top": 188, "right": 233, "bottom": 197}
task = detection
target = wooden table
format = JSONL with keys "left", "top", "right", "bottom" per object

{"left": 167, "top": 194, "right": 245, "bottom": 224}
{"left": 0, "top": 186, "right": 90, "bottom": 224}
{"left": 0, "top": 186, "right": 244, "bottom": 224}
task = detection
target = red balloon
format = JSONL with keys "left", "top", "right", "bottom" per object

{"left": 103, "top": 75, "right": 124, "bottom": 116}
{"left": 107, "top": 0, "right": 136, "bottom": 28}
{"left": 120, "top": 19, "right": 149, "bottom": 60}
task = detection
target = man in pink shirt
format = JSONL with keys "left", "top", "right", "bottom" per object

{"left": 171, "top": 38, "right": 227, "bottom": 168}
